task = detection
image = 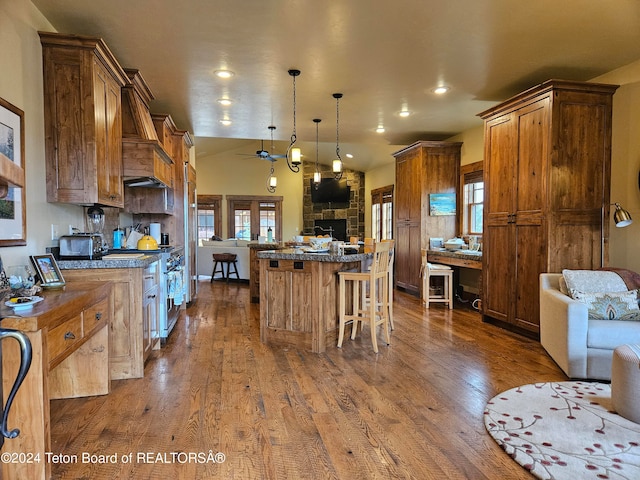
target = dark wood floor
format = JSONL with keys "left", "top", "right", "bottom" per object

{"left": 48, "top": 280, "right": 566, "bottom": 479}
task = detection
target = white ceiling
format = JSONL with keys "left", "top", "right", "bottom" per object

{"left": 32, "top": 0, "right": 640, "bottom": 171}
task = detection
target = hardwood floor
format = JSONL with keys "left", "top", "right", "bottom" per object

{"left": 48, "top": 280, "right": 565, "bottom": 479}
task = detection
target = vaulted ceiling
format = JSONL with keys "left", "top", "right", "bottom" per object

{"left": 32, "top": 0, "right": 640, "bottom": 170}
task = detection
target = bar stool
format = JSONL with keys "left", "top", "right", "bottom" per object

{"left": 338, "top": 240, "right": 394, "bottom": 353}
{"left": 211, "top": 253, "right": 240, "bottom": 283}
{"left": 422, "top": 262, "right": 453, "bottom": 309}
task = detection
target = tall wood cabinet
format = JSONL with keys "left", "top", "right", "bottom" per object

{"left": 393, "top": 141, "right": 461, "bottom": 295}
{"left": 40, "top": 32, "right": 128, "bottom": 207}
{"left": 478, "top": 79, "right": 618, "bottom": 334}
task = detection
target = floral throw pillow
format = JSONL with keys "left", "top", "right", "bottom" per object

{"left": 571, "top": 289, "right": 640, "bottom": 321}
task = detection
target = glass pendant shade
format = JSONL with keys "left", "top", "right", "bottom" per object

{"left": 333, "top": 159, "right": 342, "bottom": 173}
{"left": 269, "top": 176, "right": 277, "bottom": 188}
{"left": 313, "top": 171, "right": 321, "bottom": 184}
{"left": 291, "top": 147, "right": 301, "bottom": 165}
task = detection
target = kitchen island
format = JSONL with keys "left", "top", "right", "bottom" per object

{"left": 257, "top": 248, "right": 371, "bottom": 353}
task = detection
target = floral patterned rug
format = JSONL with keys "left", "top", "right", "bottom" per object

{"left": 484, "top": 382, "right": 640, "bottom": 480}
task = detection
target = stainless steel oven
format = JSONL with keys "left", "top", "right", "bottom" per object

{"left": 159, "top": 247, "right": 185, "bottom": 343}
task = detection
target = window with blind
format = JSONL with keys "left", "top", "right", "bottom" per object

{"left": 197, "top": 194, "right": 222, "bottom": 240}
{"left": 459, "top": 162, "right": 484, "bottom": 235}
{"left": 371, "top": 185, "right": 394, "bottom": 241}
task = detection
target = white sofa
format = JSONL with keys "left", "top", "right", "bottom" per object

{"left": 540, "top": 272, "right": 640, "bottom": 381}
{"left": 197, "top": 239, "right": 250, "bottom": 280}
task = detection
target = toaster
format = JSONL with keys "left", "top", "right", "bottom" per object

{"left": 59, "top": 234, "right": 105, "bottom": 260}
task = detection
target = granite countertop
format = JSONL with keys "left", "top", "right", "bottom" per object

{"left": 427, "top": 248, "right": 483, "bottom": 260}
{"left": 257, "top": 248, "right": 371, "bottom": 262}
{"left": 57, "top": 253, "right": 161, "bottom": 270}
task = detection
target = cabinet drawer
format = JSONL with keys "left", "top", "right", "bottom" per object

{"left": 48, "top": 315, "right": 83, "bottom": 362}
{"left": 143, "top": 262, "right": 158, "bottom": 291}
{"left": 83, "top": 297, "right": 109, "bottom": 335}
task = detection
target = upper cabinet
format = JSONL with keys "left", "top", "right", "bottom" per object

{"left": 40, "top": 32, "right": 128, "bottom": 207}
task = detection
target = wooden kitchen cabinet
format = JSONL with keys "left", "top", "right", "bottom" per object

{"left": 40, "top": 32, "right": 128, "bottom": 207}
{"left": 478, "top": 79, "right": 618, "bottom": 335}
{"left": 393, "top": 141, "right": 461, "bottom": 295}
{"left": 63, "top": 261, "right": 160, "bottom": 379}
{"left": 249, "top": 243, "right": 283, "bottom": 302}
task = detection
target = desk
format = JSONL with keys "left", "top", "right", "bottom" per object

{"left": 1, "top": 282, "right": 112, "bottom": 480}
{"left": 426, "top": 249, "right": 482, "bottom": 302}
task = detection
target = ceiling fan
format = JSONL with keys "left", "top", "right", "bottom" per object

{"left": 237, "top": 125, "right": 286, "bottom": 162}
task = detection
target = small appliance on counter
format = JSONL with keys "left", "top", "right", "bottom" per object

{"left": 59, "top": 234, "right": 105, "bottom": 260}
{"left": 443, "top": 238, "right": 466, "bottom": 251}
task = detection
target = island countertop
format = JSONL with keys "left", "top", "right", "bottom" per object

{"left": 257, "top": 247, "right": 371, "bottom": 263}
{"left": 57, "top": 252, "right": 161, "bottom": 270}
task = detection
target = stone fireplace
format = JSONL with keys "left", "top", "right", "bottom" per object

{"left": 302, "top": 161, "right": 365, "bottom": 241}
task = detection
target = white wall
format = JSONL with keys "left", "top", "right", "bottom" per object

{"left": 195, "top": 148, "right": 304, "bottom": 241}
{"left": 0, "top": 0, "right": 86, "bottom": 270}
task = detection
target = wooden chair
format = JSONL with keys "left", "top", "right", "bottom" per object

{"left": 337, "top": 240, "right": 394, "bottom": 353}
{"left": 211, "top": 253, "right": 240, "bottom": 283}
{"left": 359, "top": 239, "right": 395, "bottom": 330}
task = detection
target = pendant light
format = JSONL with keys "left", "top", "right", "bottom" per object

{"left": 266, "top": 125, "right": 278, "bottom": 193}
{"left": 285, "top": 69, "right": 302, "bottom": 172}
{"left": 313, "top": 118, "right": 322, "bottom": 187}
{"left": 332, "top": 93, "right": 343, "bottom": 180}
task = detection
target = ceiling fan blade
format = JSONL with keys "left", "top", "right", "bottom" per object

{"left": 269, "top": 154, "right": 287, "bottom": 159}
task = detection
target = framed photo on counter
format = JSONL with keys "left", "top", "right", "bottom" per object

{"left": 30, "top": 254, "right": 66, "bottom": 288}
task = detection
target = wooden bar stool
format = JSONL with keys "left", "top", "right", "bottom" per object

{"left": 422, "top": 262, "right": 453, "bottom": 309}
{"left": 338, "top": 240, "right": 394, "bottom": 353}
{"left": 211, "top": 253, "right": 240, "bottom": 283}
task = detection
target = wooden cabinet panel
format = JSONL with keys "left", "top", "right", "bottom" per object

{"left": 83, "top": 297, "right": 109, "bottom": 337}
{"left": 393, "top": 141, "right": 461, "bottom": 295}
{"left": 479, "top": 80, "right": 617, "bottom": 335}
{"left": 40, "top": 32, "right": 127, "bottom": 207}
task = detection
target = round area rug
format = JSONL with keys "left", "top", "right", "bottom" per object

{"left": 484, "top": 381, "right": 640, "bottom": 480}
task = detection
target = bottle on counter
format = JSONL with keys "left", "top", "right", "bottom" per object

{"left": 113, "top": 227, "right": 124, "bottom": 249}
{"left": 267, "top": 227, "right": 273, "bottom": 243}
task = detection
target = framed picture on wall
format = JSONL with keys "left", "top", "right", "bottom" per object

{"left": 0, "top": 97, "right": 26, "bottom": 246}
{"left": 429, "top": 193, "right": 456, "bottom": 216}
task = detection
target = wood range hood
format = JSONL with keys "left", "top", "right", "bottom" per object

{"left": 121, "top": 68, "right": 174, "bottom": 188}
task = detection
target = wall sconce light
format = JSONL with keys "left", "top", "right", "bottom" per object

{"left": 333, "top": 93, "right": 343, "bottom": 180}
{"left": 612, "top": 203, "right": 633, "bottom": 227}
{"left": 285, "top": 69, "right": 302, "bottom": 173}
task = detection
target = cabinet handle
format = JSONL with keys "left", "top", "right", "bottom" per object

{"left": 64, "top": 332, "right": 76, "bottom": 340}
{"left": 95, "top": 312, "right": 102, "bottom": 321}
{"left": 144, "top": 275, "right": 154, "bottom": 279}
{"left": 147, "top": 294, "right": 156, "bottom": 299}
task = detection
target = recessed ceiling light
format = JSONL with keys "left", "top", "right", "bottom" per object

{"left": 215, "top": 69, "right": 234, "bottom": 79}
{"left": 217, "top": 98, "right": 232, "bottom": 106}
{"left": 398, "top": 110, "right": 411, "bottom": 117}
{"left": 376, "top": 126, "right": 385, "bottom": 134}
{"left": 346, "top": 153, "right": 353, "bottom": 159}
{"left": 220, "top": 119, "right": 232, "bottom": 126}
{"left": 432, "top": 86, "right": 449, "bottom": 95}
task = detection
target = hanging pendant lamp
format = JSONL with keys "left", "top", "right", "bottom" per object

{"left": 333, "top": 93, "right": 343, "bottom": 180}
{"left": 285, "top": 69, "right": 302, "bottom": 172}
{"left": 266, "top": 125, "right": 278, "bottom": 193}
{"left": 313, "top": 118, "right": 322, "bottom": 187}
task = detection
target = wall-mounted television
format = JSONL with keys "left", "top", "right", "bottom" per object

{"left": 309, "top": 178, "right": 351, "bottom": 204}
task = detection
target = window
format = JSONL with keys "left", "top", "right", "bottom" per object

{"left": 371, "top": 185, "right": 394, "bottom": 241}
{"left": 227, "top": 195, "right": 283, "bottom": 241}
{"left": 197, "top": 195, "right": 222, "bottom": 241}
{"left": 460, "top": 162, "right": 483, "bottom": 235}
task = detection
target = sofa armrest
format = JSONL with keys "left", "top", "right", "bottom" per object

{"left": 540, "top": 273, "right": 589, "bottom": 378}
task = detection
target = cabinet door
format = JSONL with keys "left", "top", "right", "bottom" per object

{"left": 395, "top": 222, "right": 421, "bottom": 293}
{"left": 94, "top": 60, "right": 124, "bottom": 206}
{"left": 143, "top": 284, "right": 159, "bottom": 358}
{"left": 395, "top": 151, "right": 421, "bottom": 222}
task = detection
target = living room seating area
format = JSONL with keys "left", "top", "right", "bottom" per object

{"left": 540, "top": 269, "right": 640, "bottom": 381}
